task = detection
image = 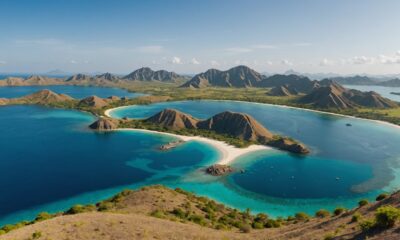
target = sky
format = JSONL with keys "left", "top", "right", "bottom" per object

{"left": 0, "top": 0, "right": 400, "bottom": 75}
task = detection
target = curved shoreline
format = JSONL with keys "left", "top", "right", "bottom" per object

{"left": 104, "top": 99, "right": 400, "bottom": 130}
{"left": 115, "top": 128, "right": 270, "bottom": 165}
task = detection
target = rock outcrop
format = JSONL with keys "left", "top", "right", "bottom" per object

{"left": 89, "top": 118, "right": 119, "bottom": 130}
{"left": 0, "top": 98, "right": 9, "bottom": 105}
{"left": 181, "top": 65, "right": 264, "bottom": 88}
{"left": 205, "top": 164, "right": 234, "bottom": 176}
{"left": 79, "top": 96, "right": 109, "bottom": 108}
{"left": 123, "top": 67, "right": 184, "bottom": 82}
{"left": 268, "top": 138, "right": 309, "bottom": 154}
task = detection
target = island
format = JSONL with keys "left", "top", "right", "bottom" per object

{"left": 391, "top": 92, "right": 400, "bottom": 96}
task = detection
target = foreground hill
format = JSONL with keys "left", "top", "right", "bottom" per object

{"left": 144, "top": 109, "right": 308, "bottom": 154}
{"left": 1, "top": 185, "right": 399, "bottom": 240}
{"left": 181, "top": 65, "right": 265, "bottom": 88}
{"left": 299, "top": 82, "right": 398, "bottom": 109}
{"left": 122, "top": 67, "right": 186, "bottom": 82}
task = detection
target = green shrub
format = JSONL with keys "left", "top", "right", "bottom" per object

{"left": 315, "top": 209, "right": 330, "bottom": 218}
{"left": 323, "top": 233, "right": 335, "bottom": 240}
{"left": 1, "top": 224, "right": 16, "bottom": 233}
{"left": 238, "top": 223, "right": 251, "bottom": 233}
{"left": 66, "top": 204, "right": 86, "bottom": 214}
{"left": 351, "top": 212, "right": 362, "bottom": 223}
{"left": 252, "top": 221, "right": 264, "bottom": 229}
{"left": 0, "top": 230, "right": 6, "bottom": 235}
{"left": 97, "top": 202, "right": 114, "bottom": 211}
{"left": 171, "top": 208, "right": 187, "bottom": 219}
{"left": 265, "top": 219, "right": 281, "bottom": 228}
{"left": 35, "top": 212, "right": 53, "bottom": 222}
{"left": 333, "top": 207, "right": 347, "bottom": 216}
{"left": 358, "top": 199, "right": 369, "bottom": 207}
{"left": 32, "top": 231, "right": 42, "bottom": 239}
{"left": 359, "top": 218, "right": 375, "bottom": 232}
{"left": 295, "top": 212, "right": 310, "bottom": 221}
{"left": 150, "top": 210, "right": 165, "bottom": 218}
{"left": 376, "top": 193, "right": 389, "bottom": 201}
{"left": 254, "top": 213, "right": 268, "bottom": 223}
{"left": 188, "top": 214, "right": 206, "bottom": 226}
{"left": 374, "top": 205, "right": 400, "bottom": 228}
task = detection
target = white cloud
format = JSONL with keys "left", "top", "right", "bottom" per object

{"left": 171, "top": 56, "right": 182, "bottom": 64}
{"left": 320, "top": 58, "right": 334, "bottom": 66}
{"left": 210, "top": 60, "right": 220, "bottom": 66}
{"left": 225, "top": 47, "right": 253, "bottom": 53}
{"left": 135, "top": 45, "right": 164, "bottom": 54}
{"left": 190, "top": 58, "right": 200, "bottom": 65}
{"left": 70, "top": 60, "right": 78, "bottom": 64}
{"left": 281, "top": 59, "right": 293, "bottom": 66}
{"left": 379, "top": 53, "right": 400, "bottom": 64}
{"left": 348, "top": 56, "right": 375, "bottom": 65}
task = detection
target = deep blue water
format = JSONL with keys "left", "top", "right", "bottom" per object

{"left": 0, "top": 105, "right": 219, "bottom": 225}
{"left": 0, "top": 85, "right": 144, "bottom": 99}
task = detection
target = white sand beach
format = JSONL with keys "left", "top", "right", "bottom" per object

{"left": 114, "top": 128, "right": 270, "bottom": 165}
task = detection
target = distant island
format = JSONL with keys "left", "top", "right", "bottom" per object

{"left": 1, "top": 65, "right": 400, "bottom": 127}
{"left": 391, "top": 92, "right": 400, "bottom": 96}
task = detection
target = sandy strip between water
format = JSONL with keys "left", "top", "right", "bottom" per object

{"left": 114, "top": 128, "right": 270, "bottom": 165}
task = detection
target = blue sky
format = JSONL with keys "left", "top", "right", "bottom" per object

{"left": 0, "top": 0, "right": 400, "bottom": 74}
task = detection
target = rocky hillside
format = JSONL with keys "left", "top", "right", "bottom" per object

{"left": 197, "top": 111, "right": 274, "bottom": 142}
{"left": 181, "top": 65, "right": 265, "bottom": 88}
{"left": 145, "top": 109, "right": 308, "bottom": 154}
{"left": 260, "top": 74, "right": 319, "bottom": 94}
{"left": 7, "top": 89, "right": 73, "bottom": 104}
{"left": 299, "top": 82, "right": 398, "bottom": 109}
{"left": 78, "top": 96, "right": 110, "bottom": 108}
{"left": 89, "top": 118, "right": 119, "bottom": 130}
{"left": 145, "top": 108, "right": 199, "bottom": 129}
{"left": 1, "top": 185, "right": 399, "bottom": 240}
{"left": 0, "top": 75, "right": 63, "bottom": 86}
{"left": 122, "top": 67, "right": 184, "bottom": 82}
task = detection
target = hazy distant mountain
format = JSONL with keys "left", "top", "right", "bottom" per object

{"left": 299, "top": 82, "right": 398, "bottom": 109}
{"left": 377, "top": 78, "right": 400, "bottom": 87}
{"left": 122, "top": 67, "right": 184, "bottom": 82}
{"left": 260, "top": 74, "right": 319, "bottom": 94}
{"left": 327, "top": 76, "right": 378, "bottom": 85}
{"left": 181, "top": 65, "right": 265, "bottom": 88}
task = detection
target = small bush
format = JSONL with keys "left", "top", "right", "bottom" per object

{"left": 359, "top": 218, "right": 375, "bottom": 232}
{"left": 295, "top": 212, "right": 310, "bottom": 221}
{"left": 32, "top": 231, "right": 42, "bottom": 239}
{"left": 252, "top": 221, "right": 264, "bottom": 229}
{"left": 323, "top": 233, "right": 335, "bottom": 240}
{"left": 66, "top": 204, "right": 86, "bottom": 214}
{"left": 376, "top": 193, "right": 388, "bottom": 201}
{"left": 35, "top": 212, "right": 53, "bottom": 222}
{"left": 189, "top": 214, "right": 206, "bottom": 226}
{"left": 374, "top": 205, "right": 400, "bottom": 228}
{"left": 238, "top": 223, "right": 251, "bottom": 233}
{"left": 351, "top": 212, "right": 362, "bottom": 223}
{"left": 150, "top": 210, "right": 165, "bottom": 218}
{"left": 97, "top": 202, "right": 113, "bottom": 211}
{"left": 358, "top": 199, "right": 369, "bottom": 207}
{"left": 315, "top": 209, "right": 330, "bottom": 218}
{"left": 265, "top": 219, "right": 281, "bottom": 228}
{"left": 333, "top": 207, "right": 347, "bottom": 216}
{"left": 171, "top": 208, "right": 187, "bottom": 219}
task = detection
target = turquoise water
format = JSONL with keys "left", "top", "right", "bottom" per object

{"left": 344, "top": 84, "right": 400, "bottom": 102}
{"left": 2, "top": 99, "right": 400, "bottom": 226}
{"left": 0, "top": 85, "right": 144, "bottom": 99}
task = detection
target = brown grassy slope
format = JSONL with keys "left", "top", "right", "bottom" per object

{"left": 1, "top": 186, "right": 400, "bottom": 240}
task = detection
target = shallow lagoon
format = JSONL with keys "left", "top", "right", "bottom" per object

{"left": 2, "top": 98, "right": 400, "bottom": 225}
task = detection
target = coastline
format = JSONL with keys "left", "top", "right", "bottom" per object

{"left": 104, "top": 99, "right": 400, "bottom": 131}
{"left": 115, "top": 128, "right": 270, "bottom": 165}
